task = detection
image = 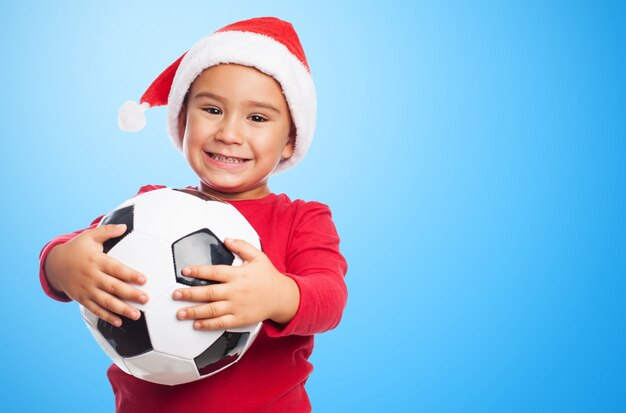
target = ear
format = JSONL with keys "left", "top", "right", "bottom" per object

{"left": 177, "top": 105, "right": 187, "bottom": 144}
{"left": 281, "top": 140, "right": 294, "bottom": 160}
{"left": 281, "top": 124, "right": 296, "bottom": 160}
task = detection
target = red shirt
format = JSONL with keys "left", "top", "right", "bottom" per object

{"left": 39, "top": 185, "right": 348, "bottom": 412}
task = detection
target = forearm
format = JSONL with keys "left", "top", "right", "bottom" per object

{"left": 269, "top": 274, "right": 300, "bottom": 325}
{"left": 266, "top": 271, "right": 347, "bottom": 337}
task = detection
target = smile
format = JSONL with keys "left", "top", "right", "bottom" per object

{"left": 207, "top": 152, "right": 250, "bottom": 164}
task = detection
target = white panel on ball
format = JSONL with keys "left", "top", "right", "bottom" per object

{"left": 124, "top": 351, "right": 200, "bottom": 386}
{"left": 144, "top": 293, "right": 224, "bottom": 359}
{"left": 107, "top": 232, "right": 176, "bottom": 312}
{"left": 200, "top": 201, "right": 261, "bottom": 249}
{"left": 133, "top": 189, "right": 211, "bottom": 244}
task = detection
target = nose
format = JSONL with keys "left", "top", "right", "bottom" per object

{"left": 215, "top": 115, "right": 243, "bottom": 145}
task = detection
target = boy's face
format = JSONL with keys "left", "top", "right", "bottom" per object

{"left": 178, "top": 64, "right": 294, "bottom": 200}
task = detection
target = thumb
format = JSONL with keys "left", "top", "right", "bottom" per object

{"left": 92, "top": 223, "right": 128, "bottom": 243}
{"left": 224, "top": 238, "right": 261, "bottom": 262}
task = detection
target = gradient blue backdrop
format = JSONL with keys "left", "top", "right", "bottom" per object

{"left": 1, "top": 1, "right": 624, "bottom": 411}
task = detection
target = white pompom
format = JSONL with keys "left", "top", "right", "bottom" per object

{"left": 118, "top": 101, "right": 149, "bottom": 132}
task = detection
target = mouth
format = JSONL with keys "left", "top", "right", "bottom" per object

{"left": 206, "top": 152, "right": 251, "bottom": 164}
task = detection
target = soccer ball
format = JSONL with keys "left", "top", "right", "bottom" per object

{"left": 79, "top": 187, "right": 262, "bottom": 386}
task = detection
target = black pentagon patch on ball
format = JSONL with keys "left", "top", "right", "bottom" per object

{"left": 100, "top": 205, "right": 134, "bottom": 253}
{"left": 97, "top": 311, "right": 152, "bottom": 358}
{"left": 194, "top": 331, "right": 250, "bottom": 376}
{"left": 172, "top": 229, "right": 235, "bottom": 287}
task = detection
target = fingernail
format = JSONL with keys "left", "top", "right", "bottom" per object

{"left": 139, "top": 295, "right": 148, "bottom": 304}
{"left": 113, "top": 319, "right": 122, "bottom": 327}
{"left": 137, "top": 275, "right": 146, "bottom": 284}
{"left": 182, "top": 267, "right": 191, "bottom": 276}
{"left": 178, "top": 310, "right": 187, "bottom": 319}
{"left": 131, "top": 310, "right": 140, "bottom": 319}
{"left": 173, "top": 290, "right": 182, "bottom": 300}
{"left": 194, "top": 321, "right": 202, "bottom": 329}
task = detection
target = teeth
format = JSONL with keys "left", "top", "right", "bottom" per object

{"left": 210, "top": 153, "right": 246, "bottom": 163}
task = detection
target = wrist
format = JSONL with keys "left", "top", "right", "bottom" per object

{"left": 270, "top": 273, "right": 300, "bottom": 325}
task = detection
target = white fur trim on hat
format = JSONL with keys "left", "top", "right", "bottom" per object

{"left": 166, "top": 31, "right": 316, "bottom": 175}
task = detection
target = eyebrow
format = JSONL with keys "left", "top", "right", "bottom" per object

{"left": 193, "top": 91, "right": 282, "bottom": 114}
{"left": 192, "top": 91, "right": 225, "bottom": 102}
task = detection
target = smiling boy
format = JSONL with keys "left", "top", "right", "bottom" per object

{"left": 39, "top": 17, "right": 347, "bottom": 412}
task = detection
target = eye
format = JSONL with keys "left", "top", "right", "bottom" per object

{"left": 203, "top": 106, "right": 222, "bottom": 115}
{"left": 249, "top": 114, "right": 268, "bottom": 123}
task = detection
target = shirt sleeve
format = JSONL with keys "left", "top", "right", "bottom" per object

{"left": 38, "top": 184, "right": 166, "bottom": 302}
{"left": 265, "top": 202, "right": 348, "bottom": 337}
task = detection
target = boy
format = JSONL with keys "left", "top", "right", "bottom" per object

{"left": 39, "top": 17, "right": 348, "bottom": 412}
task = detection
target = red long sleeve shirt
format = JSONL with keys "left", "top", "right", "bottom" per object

{"left": 39, "top": 185, "right": 348, "bottom": 412}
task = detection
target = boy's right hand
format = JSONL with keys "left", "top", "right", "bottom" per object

{"left": 44, "top": 224, "right": 148, "bottom": 327}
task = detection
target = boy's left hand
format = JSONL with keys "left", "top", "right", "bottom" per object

{"left": 172, "top": 238, "right": 299, "bottom": 330}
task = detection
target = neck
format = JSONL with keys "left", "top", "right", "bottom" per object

{"left": 199, "top": 182, "right": 271, "bottom": 201}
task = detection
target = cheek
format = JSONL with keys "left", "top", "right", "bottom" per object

{"left": 181, "top": 118, "right": 201, "bottom": 152}
{"left": 181, "top": 130, "right": 198, "bottom": 165}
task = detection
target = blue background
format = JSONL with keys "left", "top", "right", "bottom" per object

{"left": 1, "top": 1, "right": 624, "bottom": 411}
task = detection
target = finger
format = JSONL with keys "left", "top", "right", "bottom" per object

{"left": 172, "top": 284, "right": 226, "bottom": 303}
{"left": 224, "top": 238, "right": 261, "bottom": 262}
{"left": 193, "top": 315, "right": 237, "bottom": 331}
{"left": 91, "top": 224, "right": 128, "bottom": 243}
{"left": 96, "top": 273, "right": 149, "bottom": 305}
{"left": 176, "top": 301, "right": 230, "bottom": 321}
{"left": 84, "top": 299, "right": 123, "bottom": 327}
{"left": 102, "top": 256, "right": 146, "bottom": 285}
{"left": 93, "top": 290, "right": 143, "bottom": 321}
{"left": 181, "top": 264, "right": 234, "bottom": 283}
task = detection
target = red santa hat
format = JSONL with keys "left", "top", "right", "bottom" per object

{"left": 118, "top": 17, "right": 316, "bottom": 174}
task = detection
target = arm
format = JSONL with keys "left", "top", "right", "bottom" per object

{"left": 39, "top": 185, "right": 165, "bottom": 323}
{"left": 172, "top": 202, "right": 348, "bottom": 336}
{"left": 41, "top": 223, "right": 148, "bottom": 327}
{"left": 267, "top": 202, "right": 348, "bottom": 336}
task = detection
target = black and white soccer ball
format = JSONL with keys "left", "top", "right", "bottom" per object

{"left": 80, "top": 187, "right": 262, "bottom": 386}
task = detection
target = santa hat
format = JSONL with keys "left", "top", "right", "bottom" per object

{"left": 118, "top": 17, "right": 316, "bottom": 174}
